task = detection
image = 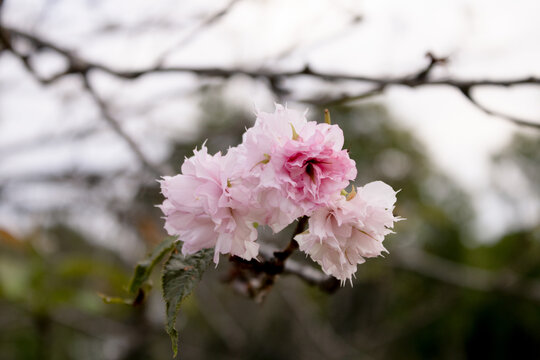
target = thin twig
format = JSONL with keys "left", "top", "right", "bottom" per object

{"left": 459, "top": 87, "right": 540, "bottom": 129}
{"left": 154, "top": 0, "right": 243, "bottom": 66}
{"left": 81, "top": 73, "right": 170, "bottom": 177}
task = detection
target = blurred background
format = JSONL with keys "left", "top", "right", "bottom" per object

{"left": 1, "top": 0, "right": 540, "bottom": 359}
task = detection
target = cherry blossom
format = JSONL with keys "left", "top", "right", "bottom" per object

{"left": 159, "top": 146, "right": 258, "bottom": 263}
{"left": 295, "top": 181, "right": 400, "bottom": 284}
{"left": 159, "top": 104, "right": 400, "bottom": 279}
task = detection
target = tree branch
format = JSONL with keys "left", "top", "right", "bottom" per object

{"left": 225, "top": 218, "right": 338, "bottom": 300}
{"left": 5, "top": 25, "right": 540, "bottom": 129}
{"left": 81, "top": 73, "right": 171, "bottom": 177}
{"left": 1, "top": 25, "right": 172, "bottom": 177}
{"left": 273, "top": 215, "right": 307, "bottom": 264}
{"left": 154, "top": 0, "right": 243, "bottom": 66}
{"left": 393, "top": 248, "right": 540, "bottom": 302}
{"left": 1, "top": 27, "right": 537, "bottom": 88}
{"left": 459, "top": 87, "right": 540, "bottom": 129}
{"left": 282, "top": 256, "right": 339, "bottom": 292}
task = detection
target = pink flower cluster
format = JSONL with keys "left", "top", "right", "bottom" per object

{"left": 160, "top": 104, "right": 400, "bottom": 283}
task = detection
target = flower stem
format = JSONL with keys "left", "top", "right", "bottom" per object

{"left": 274, "top": 216, "right": 308, "bottom": 264}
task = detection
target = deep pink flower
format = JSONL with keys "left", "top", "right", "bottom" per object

{"left": 237, "top": 104, "right": 356, "bottom": 230}
{"left": 278, "top": 123, "right": 356, "bottom": 210}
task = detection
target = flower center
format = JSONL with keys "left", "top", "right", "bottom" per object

{"left": 304, "top": 159, "right": 317, "bottom": 182}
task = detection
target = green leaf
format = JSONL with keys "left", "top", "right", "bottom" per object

{"left": 128, "top": 237, "right": 177, "bottom": 294}
{"left": 162, "top": 248, "right": 214, "bottom": 357}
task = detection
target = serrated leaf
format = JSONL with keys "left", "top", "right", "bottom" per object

{"left": 162, "top": 248, "right": 213, "bottom": 357}
{"left": 128, "top": 237, "right": 177, "bottom": 294}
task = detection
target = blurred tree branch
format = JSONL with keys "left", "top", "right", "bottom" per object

{"left": 154, "top": 0, "right": 243, "bottom": 66}
{"left": 458, "top": 86, "right": 540, "bottom": 129}
{"left": 228, "top": 240, "right": 540, "bottom": 304}
{"left": 225, "top": 218, "right": 339, "bottom": 301}
{"left": 277, "top": 286, "right": 361, "bottom": 359}
{"left": 81, "top": 74, "right": 171, "bottom": 177}
{"left": 0, "top": 25, "right": 171, "bottom": 177}
{"left": 393, "top": 248, "right": 540, "bottom": 302}
{"left": 3, "top": 26, "right": 540, "bottom": 130}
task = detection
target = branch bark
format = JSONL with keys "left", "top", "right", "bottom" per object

{"left": 225, "top": 218, "right": 338, "bottom": 300}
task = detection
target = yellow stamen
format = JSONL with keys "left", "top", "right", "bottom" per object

{"left": 290, "top": 123, "right": 299, "bottom": 140}
{"left": 250, "top": 153, "right": 271, "bottom": 171}
{"left": 324, "top": 109, "right": 331, "bottom": 124}
{"left": 346, "top": 185, "right": 357, "bottom": 201}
